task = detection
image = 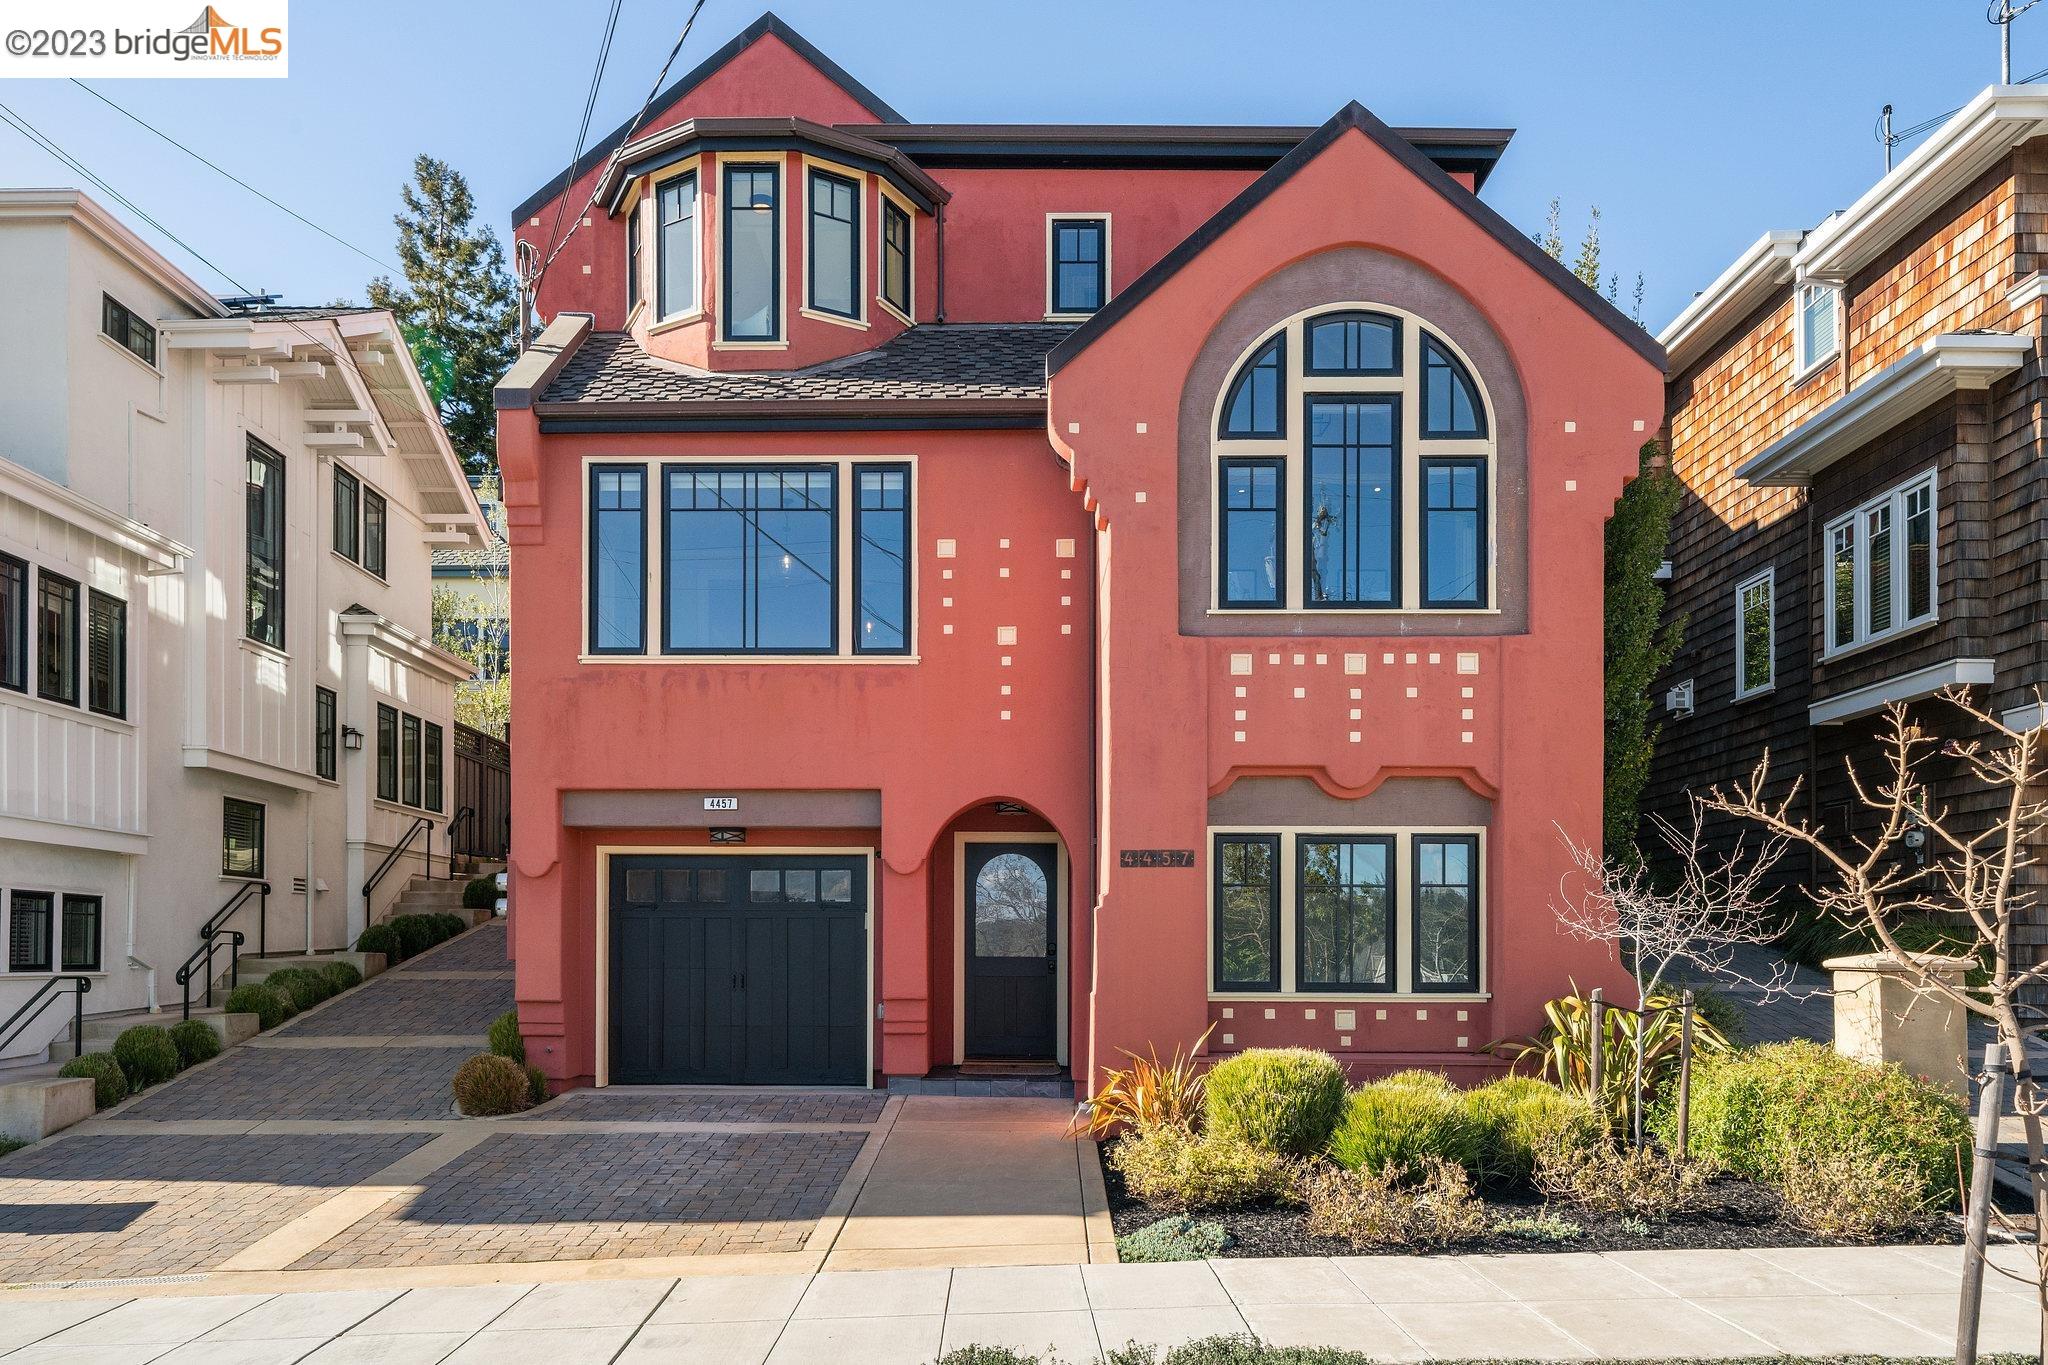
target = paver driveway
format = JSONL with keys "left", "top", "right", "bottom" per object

{"left": 0, "top": 921, "right": 890, "bottom": 1287}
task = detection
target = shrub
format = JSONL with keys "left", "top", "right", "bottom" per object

{"left": 1109, "top": 1125, "right": 1295, "bottom": 1212}
{"left": 1494, "top": 1211, "right": 1584, "bottom": 1243}
{"left": 1203, "top": 1047, "right": 1348, "bottom": 1156}
{"left": 1775, "top": 1140, "right": 1934, "bottom": 1240}
{"left": 465, "top": 875, "right": 498, "bottom": 909}
{"left": 167, "top": 1019, "right": 222, "bottom": 1069}
{"left": 1102, "top": 1340, "right": 1395, "bottom": 1365}
{"left": 1533, "top": 1132, "right": 1713, "bottom": 1220}
{"left": 1496, "top": 989, "right": 1730, "bottom": 1126}
{"left": 436, "top": 912, "right": 468, "bottom": 940}
{"left": 1466, "top": 1075, "right": 1603, "bottom": 1189}
{"left": 1071, "top": 1030, "right": 1210, "bottom": 1137}
{"left": 1685, "top": 984, "right": 1747, "bottom": 1046}
{"left": 451, "top": 1052, "right": 532, "bottom": 1116}
{"left": 1654, "top": 1039, "right": 1970, "bottom": 1205}
{"left": 59, "top": 1052, "right": 129, "bottom": 1110}
{"left": 1378, "top": 1068, "right": 1455, "bottom": 1092}
{"left": 355, "top": 923, "right": 399, "bottom": 961}
{"left": 224, "top": 981, "right": 290, "bottom": 1030}
{"left": 262, "top": 967, "right": 328, "bottom": 1012}
{"left": 524, "top": 1063, "right": 550, "bottom": 1107}
{"left": 109, "top": 1026, "right": 180, "bottom": 1091}
{"left": 390, "top": 915, "right": 435, "bottom": 959}
{"left": 936, "top": 1349, "right": 1040, "bottom": 1365}
{"left": 321, "top": 961, "right": 363, "bottom": 995}
{"left": 1114, "top": 1214, "right": 1229, "bottom": 1263}
{"left": 488, "top": 1009, "right": 525, "bottom": 1063}
{"left": 1327, "top": 1079, "right": 1484, "bottom": 1176}
{"left": 1301, "top": 1158, "right": 1487, "bottom": 1249}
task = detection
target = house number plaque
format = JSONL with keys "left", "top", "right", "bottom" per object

{"left": 1119, "top": 849, "right": 1195, "bottom": 868}
{"left": 702, "top": 796, "right": 739, "bottom": 811}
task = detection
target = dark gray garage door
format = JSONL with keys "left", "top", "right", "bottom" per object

{"left": 609, "top": 854, "right": 868, "bottom": 1086}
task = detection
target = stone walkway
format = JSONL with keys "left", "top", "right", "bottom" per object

{"left": 0, "top": 1244, "right": 2029, "bottom": 1363}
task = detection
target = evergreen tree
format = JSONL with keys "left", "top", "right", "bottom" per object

{"left": 368, "top": 156, "right": 517, "bottom": 477}
{"left": 1603, "top": 444, "right": 1686, "bottom": 856}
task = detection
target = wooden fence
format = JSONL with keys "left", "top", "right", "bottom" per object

{"left": 453, "top": 723, "right": 510, "bottom": 861}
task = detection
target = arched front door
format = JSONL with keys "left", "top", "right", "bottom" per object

{"left": 963, "top": 841, "right": 1058, "bottom": 1059}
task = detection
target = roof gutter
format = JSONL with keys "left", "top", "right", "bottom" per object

{"left": 1657, "top": 231, "right": 1801, "bottom": 375}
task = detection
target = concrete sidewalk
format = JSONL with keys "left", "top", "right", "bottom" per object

{"left": 0, "top": 1243, "right": 2029, "bottom": 1363}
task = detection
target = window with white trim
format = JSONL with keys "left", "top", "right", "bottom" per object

{"left": 1824, "top": 472, "right": 1936, "bottom": 656}
{"left": 1734, "top": 568, "right": 1774, "bottom": 699}
{"left": 1795, "top": 281, "right": 1840, "bottom": 376}
{"left": 656, "top": 172, "right": 698, "bottom": 320}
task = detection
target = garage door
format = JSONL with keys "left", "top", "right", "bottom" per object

{"left": 608, "top": 854, "right": 868, "bottom": 1086}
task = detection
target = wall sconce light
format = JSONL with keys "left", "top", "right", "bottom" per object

{"left": 342, "top": 725, "right": 364, "bottom": 751}
{"left": 1903, "top": 821, "right": 1929, "bottom": 868}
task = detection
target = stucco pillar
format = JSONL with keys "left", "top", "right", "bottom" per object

{"left": 878, "top": 861, "right": 931, "bottom": 1077}
{"left": 1825, "top": 950, "right": 1971, "bottom": 1099}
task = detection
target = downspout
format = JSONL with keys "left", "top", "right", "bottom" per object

{"left": 1804, "top": 495, "right": 1819, "bottom": 886}
{"left": 934, "top": 200, "right": 947, "bottom": 325}
{"left": 307, "top": 455, "right": 324, "bottom": 951}
{"left": 125, "top": 857, "right": 154, "bottom": 1012}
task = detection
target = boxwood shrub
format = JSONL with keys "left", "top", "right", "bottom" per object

{"left": 434, "top": 912, "right": 467, "bottom": 940}
{"left": 1203, "top": 1047, "right": 1348, "bottom": 1156}
{"left": 1328, "top": 1077, "right": 1485, "bottom": 1177}
{"left": 111, "top": 1025, "right": 180, "bottom": 1090}
{"left": 262, "top": 967, "right": 328, "bottom": 1013}
{"left": 321, "top": 961, "right": 363, "bottom": 995}
{"left": 59, "top": 1052, "right": 129, "bottom": 1110}
{"left": 224, "top": 980, "right": 291, "bottom": 1030}
{"left": 1466, "top": 1075, "right": 1602, "bottom": 1189}
{"left": 1653, "top": 1039, "right": 1970, "bottom": 1203}
{"left": 464, "top": 876, "right": 499, "bottom": 910}
{"left": 355, "top": 923, "right": 400, "bottom": 962}
{"left": 167, "top": 1018, "right": 222, "bottom": 1069}
{"left": 389, "top": 915, "right": 436, "bottom": 960}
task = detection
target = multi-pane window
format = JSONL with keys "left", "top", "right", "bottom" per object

{"left": 9, "top": 891, "right": 52, "bottom": 972}
{"left": 1, "top": 554, "right": 28, "bottom": 693}
{"left": 333, "top": 467, "right": 360, "bottom": 562}
{"left": 723, "top": 164, "right": 780, "bottom": 341}
{"left": 424, "top": 722, "right": 444, "bottom": 812}
{"left": 665, "top": 467, "right": 835, "bottom": 653}
{"left": 807, "top": 169, "right": 860, "bottom": 319}
{"left": 245, "top": 439, "right": 285, "bottom": 649}
{"left": 36, "top": 571, "right": 78, "bottom": 704}
{"left": 1420, "top": 459, "right": 1484, "bottom": 609}
{"left": 1796, "top": 281, "right": 1840, "bottom": 374}
{"left": 376, "top": 703, "right": 398, "bottom": 802}
{"left": 102, "top": 293, "right": 156, "bottom": 366}
{"left": 1298, "top": 837, "right": 1393, "bottom": 991}
{"left": 401, "top": 713, "right": 422, "bottom": 807}
{"left": 315, "top": 686, "right": 337, "bottom": 781}
{"left": 627, "top": 196, "right": 643, "bottom": 315}
{"left": 588, "top": 466, "right": 646, "bottom": 654}
{"left": 362, "top": 488, "right": 386, "bottom": 578}
{"left": 1306, "top": 396, "right": 1399, "bottom": 607}
{"left": 86, "top": 590, "right": 125, "bottom": 718}
{"left": 855, "top": 466, "right": 910, "bottom": 654}
{"left": 1219, "top": 459, "right": 1283, "bottom": 609}
{"left": 1824, "top": 472, "right": 1936, "bottom": 655}
{"left": 1213, "top": 830, "right": 1484, "bottom": 995}
{"left": 1413, "top": 835, "right": 1479, "bottom": 991}
{"left": 61, "top": 895, "right": 100, "bottom": 972}
{"left": 1735, "top": 569, "right": 1774, "bottom": 699}
{"left": 1215, "top": 310, "right": 1492, "bottom": 612}
{"left": 656, "top": 172, "right": 696, "bottom": 319}
{"left": 223, "top": 797, "right": 265, "bottom": 879}
{"left": 881, "top": 198, "right": 911, "bottom": 316}
{"left": 1214, "top": 835, "right": 1279, "bottom": 991}
{"left": 1049, "top": 217, "right": 1107, "bottom": 316}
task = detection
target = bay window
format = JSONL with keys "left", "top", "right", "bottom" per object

{"left": 657, "top": 172, "right": 697, "bottom": 319}
{"left": 723, "top": 164, "right": 780, "bottom": 341}
{"left": 1824, "top": 472, "right": 1936, "bottom": 655}
{"left": 881, "top": 198, "right": 911, "bottom": 316}
{"left": 807, "top": 169, "right": 859, "bottom": 320}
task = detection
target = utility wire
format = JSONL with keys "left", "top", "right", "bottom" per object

{"left": 65, "top": 78, "right": 400, "bottom": 277}
{"left": 537, "top": 0, "right": 626, "bottom": 280}
{"left": 1882, "top": 62, "right": 2048, "bottom": 154}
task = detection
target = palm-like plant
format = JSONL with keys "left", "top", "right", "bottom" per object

{"left": 1069, "top": 1025, "right": 1215, "bottom": 1138}
{"left": 1495, "top": 987, "right": 1728, "bottom": 1134}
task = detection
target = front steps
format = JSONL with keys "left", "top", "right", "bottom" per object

{"left": 44, "top": 1004, "right": 257, "bottom": 1064}
{"left": 376, "top": 862, "right": 504, "bottom": 930}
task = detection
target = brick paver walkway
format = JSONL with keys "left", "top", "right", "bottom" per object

{"left": 394, "top": 919, "right": 511, "bottom": 972}
{"left": 289, "top": 1130, "right": 866, "bottom": 1269}
{"left": 275, "top": 973, "right": 512, "bottom": 1037}
{"left": 525, "top": 1091, "right": 888, "bottom": 1125}
{"left": 0, "top": 1134, "right": 427, "bottom": 1283}
{"left": 118, "top": 1044, "right": 475, "bottom": 1121}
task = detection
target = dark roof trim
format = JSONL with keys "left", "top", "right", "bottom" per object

{"left": 539, "top": 410, "right": 1043, "bottom": 434}
{"left": 856, "top": 123, "right": 1511, "bottom": 187}
{"left": 598, "top": 117, "right": 948, "bottom": 216}
{"left": 1046, "top": 101, "right": 1665, "bottom": 376}
{"left": 510, "top": 11, "right": 905, "bottom": 226}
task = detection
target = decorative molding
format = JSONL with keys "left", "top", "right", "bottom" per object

{"left": 1809, "top": 657, "right": 1994, "bottom": 727}
{"left": 2006, "top": 271, "right": 2048, "bottom": 315}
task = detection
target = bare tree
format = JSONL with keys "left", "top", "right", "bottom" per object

{"left": 1700, "top": 687, "right": 2046, "bottom": 1361}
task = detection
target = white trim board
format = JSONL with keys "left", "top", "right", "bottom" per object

{"left": 1808, "top": 657, "right": 1994, "bottom": 726}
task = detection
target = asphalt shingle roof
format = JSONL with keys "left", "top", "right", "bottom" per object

{"left": 539, "top": 323, "right": 1071, "bottom": 406}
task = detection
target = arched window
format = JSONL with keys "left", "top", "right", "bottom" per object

{"left": 1218, "top": 334, "right": 1285, "bottom": 439}
{"left": 1213, "top": 306, "right": 1493, "bottom": 613}
{"left": 1421, "top": 335, "right": 1486, "bottom": 438}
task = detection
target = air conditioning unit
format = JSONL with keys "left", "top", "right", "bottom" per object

{"left": 1665, "top": 679, "right": 1695, "bottom": 718}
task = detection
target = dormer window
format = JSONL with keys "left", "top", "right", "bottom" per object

{"left": 656, "top": 172, "right": 698, "bottom": 320}
{"left": 1048, "top": 216, "right": 1107, "bottom": 317}
{"left": 880, "top": 198, "right": 911, "bottom": 318}
{"left": 807, "top": 169, "right": 860, "bottom": 320}
{"left": 723, "top": 165, "right": 781, "bottom": 341}
{"left": 1795, "top": 281, "right": 1840, "bottom": 377}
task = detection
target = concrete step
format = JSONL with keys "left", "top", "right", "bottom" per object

{"left": 239, "top": 950, "right": 386, "bottom": 983}
{"left": 46, "top": 1006, "right": 258, "bottom": 1062}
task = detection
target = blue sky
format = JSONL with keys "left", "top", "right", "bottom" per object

{"left": 0, "top": 1, "right": 2025, "bottom": 330}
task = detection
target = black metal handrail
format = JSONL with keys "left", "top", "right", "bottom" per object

{"left": 365, "top": 815, "right": 434, "bottom": 923}
{"left": 443, "top": 806, "right": 476, "bottom": 878}
{"left": 201, "top": 880, "right": 269, "bottom": 959}
{"left": 0, "top": 975, "right": 92, "bottom": 1060}
{"left": 175, "top": 930, "right": 243, "bottom": 1020}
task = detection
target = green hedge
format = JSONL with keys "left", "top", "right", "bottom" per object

{"left": 355, "top": 923, "right": 399, "bottom": 961}
{"left": 168, "top": 1019, "right": 222, "bottom": 1069}
{"left": 1328, "top": 1078, "right": 1485, "bottom": 1177}
{"left": 224, "top": 981, "right": 290, "bottom": 1030}
{"left": 1466, "top": 1075, "right": 1601, "bottom": 1189}
{"left": 464, "top": 876, "right": 499, "bottom": 910}
{"left": 1203, "top": 1048, "right": 1348, "bottom": 1157}
{"left": 59, "top": 1052, "right": 128, "bottom": 1109}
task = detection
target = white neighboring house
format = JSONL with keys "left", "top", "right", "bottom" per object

{"left": 0, "top": 189, "right": 488, "bottom": 1069}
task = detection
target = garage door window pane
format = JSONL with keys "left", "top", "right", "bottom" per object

{"left": 695, "top": 869, "right": 727, "bottom": 902}
{"left": 624, "top": 868, "right": 657, "bottom": 903}
{"left": 784, "top": 870, "right": 817, "bottom": 902}
{"left": 750, "top": 870, "right": 781, "bottom": 902}
{"left": 820, "top": 869, "right": 852, "bottom": 903}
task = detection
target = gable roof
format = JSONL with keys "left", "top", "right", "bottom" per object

{"left": 511, "top": 11, "right": 904, "bottom": 225}
{"left": 1046, "top": 101, "right": 1666, "bottom": 376}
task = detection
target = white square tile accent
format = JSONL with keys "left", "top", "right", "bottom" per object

{"left": 1429, "top": 652, "right": 1441, "bottom": 665}
{"left": 1292, "top": 653, "right": 1306, "bottom": 666}
{"left": 1405, "top": 652, "right": 1417, "bottom": 665}
{"left": 1000, "top": 655, "right": 1012, "bottom": 666}
{"left": 996, "top": 626, "right": 1017, "bottom": 645}
{"left": 1348, "top": 731, "right": 1361, "bottom": 743}
{"left": 1461, "top": 731, "right": 1474, "bottom": 743}
{"left": 1634, "top": 418, "right": 1646, "bottom": 432}
{"left": 1457, "top": 1035, "right": 1469, "bottom": 1049}
{"left": 1222, "top": 1032, "right": 1233, "bottom": 1045}
{"left": 998, "top": 566, "right": 1011, "bottom": 578}
{"left": 1405, "top": 686, "right": 1418, "bottom": 699}
{"left": 1001, "top": 685, "right": 1012, "bottom": 695}
{"left": 1263, "top": 1008, "right": 1275, "bottom": 1020}
{"left": 1136, "top": 421, "right": 1148, "bottom": 434}
{"left": 1067, "top": 421, "right": 1080, "bottom": 435}
{"left": 1234, "top": 710, "right": 1246, "bottom": 722}
{"left": 1234, "top": 685, "right": 1246, "bottom": 698}
{"left": 943, "top": 624, "right": 955, "bottom": 635}
{"left": 1055, "top": 538, "right": 1077, "bottom": 558}
{"left": 1374, "top": 1009, "right": 1387, "bottom": 1021}
{"left": 1234, "top": 730, "right": 1246, "bottom": 743}
{"left": 1344, "top": 654, "right": 1367, "bottom": 675}
{"left": 1333, "top": 1009, "right": 1356, "bottom": 1030}
{"left": 1457, "top": 653, "right": 1480, "bottom": 674}
{"left": 1000, "top": 710, "right": 1011, "bottom": 721}
{"left": 942, "top": 596, "right": 954, "bottom": 608}
{"left": 936, "top": 539, "right": 957, "bottom": 558}
{"left": 1461, "top": 686, "right": 1474, "bottom": 698}
{"left": 943, "top": 569, "right": 954, "bottom": 580}
{"left": 1292, "top": 687, "right": 1306, "bottom": 699}
{"left": 1415, "top": 1008, "right": 1428, "bottom": 1021}
{"left": 1061, "top": 623, "right": 1072, "bottom": 634}
{"left": 580, "top": 263, "right": 591, "bottom": 274}
{"left": 1563, "top": 420, "right": 1577, "bottom": 433}
{"left": 1061, "top": 568, "right": 1072, "bottom": 579}
{"left": 1565, "top": 479, "right": 1578, "bottom": 492}
{"left": 1461, "top": 708, "right": 1474, "bottom": 720}
{"left": 1268, "top": 653, "right": 1281, "bottom": 665}
{"left": 1340, "top": 1034, "right": 1352, "bottom": 1046}
{"left": 1230, "top": 653, "right": 1253, "bottom": 675}
{"left": 1382, "top": 652, "right": 1395, "bottom": 665}
{"left": 1303, "top": 1008, "right": 1316, "bottom": 1020}
{"left": 1060, "top": 595, "right": 1072, "bottom": 607}
{"left": 1222, "top": 1007, "right": 1234, "bottom": 1018}
{"left": 1456, "top": 1009, "right": 1468, "bottom": 1022}
{"left": 1134, "top": 490, "right": 1148, "bottom": 503}
{"left": 998, "top": 538, "right": 1011, "bottom": 549}
{"left": 1315, "top": 654, "right": 1328, "bottom": 665}
{"left": 1349, "top": 708, "right": 1362, "bottom": 720}
{"left": 1349, "top": 688, "right": 1362, "bottom": 700}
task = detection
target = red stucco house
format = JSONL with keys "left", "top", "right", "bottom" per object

{"left": 495, "top": 13, "right": 1664, "bottom": 1095}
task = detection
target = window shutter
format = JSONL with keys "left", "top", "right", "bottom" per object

{"left": 223, "top": 798, "right": 265, "bottom": 878}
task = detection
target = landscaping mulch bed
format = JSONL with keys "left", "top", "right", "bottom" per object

{"left": 1099, "top": 1138, "right": 1998, "bottom": 1258}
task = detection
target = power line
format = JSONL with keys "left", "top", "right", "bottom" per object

{"left": 65, "top": 79, "right": 400, "bottom": 277}
{"left": 537, "top": 0, "right": 626, "bottom": 281}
